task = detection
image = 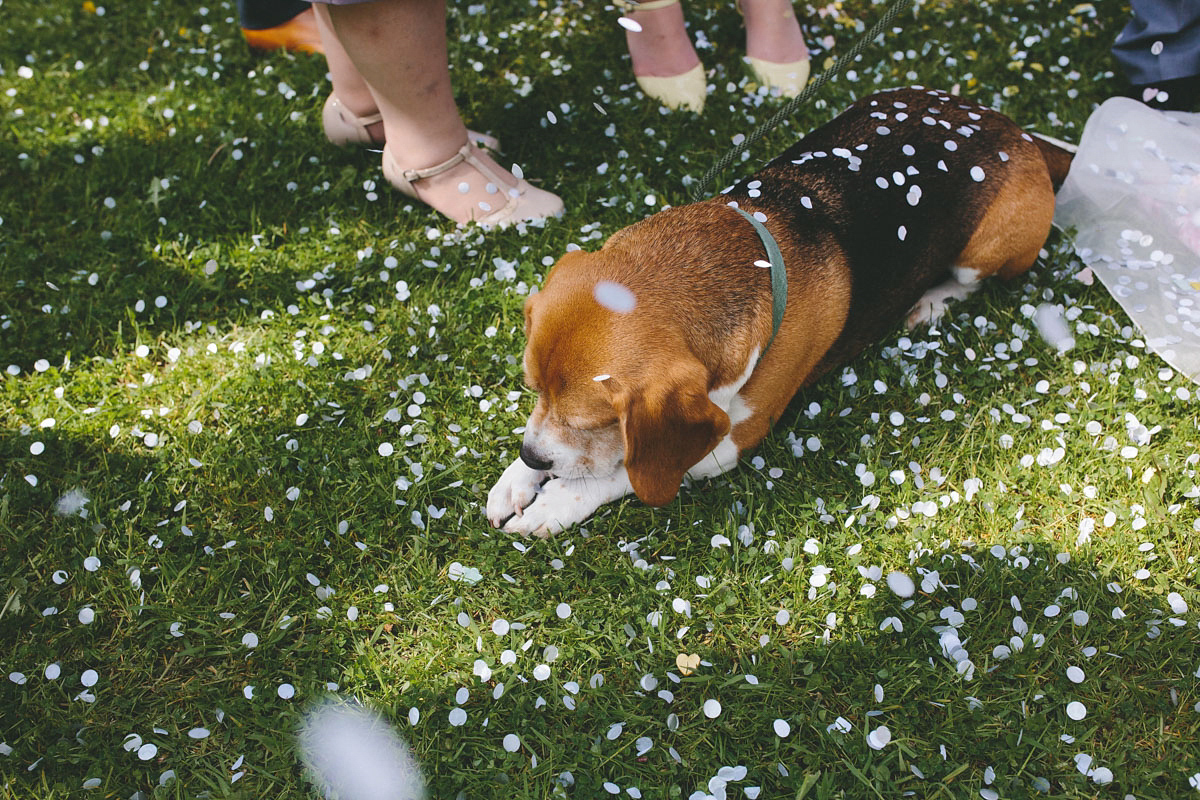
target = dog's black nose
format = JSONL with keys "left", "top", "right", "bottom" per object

{"left": 519, "top": 443, "right": 553, "bottom": 472}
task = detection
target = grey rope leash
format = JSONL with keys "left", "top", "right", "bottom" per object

{"left": 690, "top": 0, "right": 915, "bottom": 201}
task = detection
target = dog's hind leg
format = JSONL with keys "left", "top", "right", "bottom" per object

{"left": 908, "top": 148, "right": 1058, "bottom": 329}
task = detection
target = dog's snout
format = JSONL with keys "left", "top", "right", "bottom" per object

{"left": 519, "top": 443, "right": 554, "bottom": 472}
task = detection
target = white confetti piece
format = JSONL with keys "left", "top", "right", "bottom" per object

{"left": 80, "top": 669, "right": 98, "bottom": 687}
{"left": 503, "top": 733, "right": 520, "bottom": 753}
{"left": 773, "top": 719, "right": 791, "bottom": 737}
{"left": 702, "top": 699, "right": 722, "bottom": 719}
{"left": 886, "top": 572, "right": 915, "bottom": 597}
{"left": 1167, "top": 592, "right": 1188, "bottom": 614}
{"left": 277, "top": 683, "right": 295, "bottom": 700}
{"left": 1066, "top": 701, "right": 1087, "bottom": 720}
{"left": 827, "top": 716, "right": 853, "bottom": 734}
{"left": 866, "top": 725, "right": 892, "bottom": 749}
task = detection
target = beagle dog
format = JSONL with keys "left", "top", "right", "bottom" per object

{"left": 487, "top": 87, "right": 1073, "bottom": 536}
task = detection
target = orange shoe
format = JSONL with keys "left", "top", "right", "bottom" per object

{"left": 242, "top": 7, "right": 324, "bottom": 55}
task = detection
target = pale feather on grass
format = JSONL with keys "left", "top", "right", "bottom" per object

{"left": 53, "top": 488, "right": 90, "bottom": 517}
{"left": 298, "top": 700, "right": 426, "bottom": 800}
{"left": 1034, "top": 303, "right": 1075, "bottom": 354}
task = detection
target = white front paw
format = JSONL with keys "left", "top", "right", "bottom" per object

{"left": 486, "top": 459, "right": 547, "bottom": 528}
{"left": 501, "top": 477, "right": 596, "bottom": 538}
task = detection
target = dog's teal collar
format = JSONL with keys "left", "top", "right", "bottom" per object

{"left": 732, "top": 206, "right": 787, "bottom": 359}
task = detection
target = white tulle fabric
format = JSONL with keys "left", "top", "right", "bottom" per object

{"left": 1054, "top": 97, "right": 1200, "bottom": 382}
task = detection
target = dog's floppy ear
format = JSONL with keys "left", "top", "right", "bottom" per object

{"left": 613, "top": 361, "right": 731, "bottom": 506}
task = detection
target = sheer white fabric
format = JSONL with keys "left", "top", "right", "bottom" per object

{"left": 1054, "top": 97, "right": 1200, "bottom": 382}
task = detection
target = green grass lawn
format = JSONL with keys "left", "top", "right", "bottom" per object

{"left": 3, "top": 0, "right": 1199, "bottom": 797}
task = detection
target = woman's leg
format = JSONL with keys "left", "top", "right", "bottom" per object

{"left": 323, "top": 0, "right": 561, "bottom": 224}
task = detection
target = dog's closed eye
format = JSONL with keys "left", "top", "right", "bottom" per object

{"left": 559, "top": 414, "right": 618, "bottom": 433}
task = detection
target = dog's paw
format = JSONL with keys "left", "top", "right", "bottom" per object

{"left": 905, "top": 299, "right": 943, "bottom": 330}
{"left": 501, "top": 469, "right": 636, "bottom": 537}
{"left": 486, "top": 459, "right": 547, "bottom": 528}
{"left": 906, "top": 281, "right": 976, "bottom": 329}
{"left": 500, "top": 477, "right": 594, "bottom": 538}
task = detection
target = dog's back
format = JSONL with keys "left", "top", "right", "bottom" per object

{"left": 722, "top": 87, "right": 1071, "bottom": 380}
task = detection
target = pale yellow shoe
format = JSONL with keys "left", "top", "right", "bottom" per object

{"left": 617, "top": 0, "right": 707, "bottom": 112}
{"left": 636, "top": 63, "right": 707, "bottom": 112}
{"left": 382, "top": 142, "right": 564, "bottom": 228}
{"left": 323, "top": 94, "right": 501, "bottom": 151}
{"left": 745, "top": 56, "right": 810, "bottom": 97}
{"left": 737, "top": 0, "right": 811, "bottom": 97}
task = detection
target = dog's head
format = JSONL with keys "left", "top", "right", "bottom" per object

{"left": 518, "top": 247, "right": 733, "bottom": 507}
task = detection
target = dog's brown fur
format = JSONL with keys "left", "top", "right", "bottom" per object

{"left": 489, "top": 87, "right": 1072, "bottom": 534}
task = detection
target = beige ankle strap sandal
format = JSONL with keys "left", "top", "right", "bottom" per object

{"left": 323, "top": 93, "right": 501, "bottom": 152}
{"left": 323, "top": 94, "right": 385, "bottom": 147}
{"left": 614, "top": 0, "right": 682, "bottom": 10}
{"left": 384, "top": 143, "right": 472, "bottom": 192}
{"left": 615, "top": 0, "right": 707, "bottom": 112}
{"left": 382, "top": 142, "right": 563, "bottom": 228}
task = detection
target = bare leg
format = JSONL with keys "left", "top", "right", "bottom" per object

{"left": 620, "top": 0, "right": 706, "bottom": 110}
{"left": 624, "top": 2, "right": 701, "bottom": 79}
{"left": 739, "top": 0, "right": 808, "bottom": 64}
{"left": 326, "top": 0, "right": 465, "bottom": 166}
{"left": 313, "top": 3, "right": 384, "bottom": 143}
{"left": 323, "top": 0, "right": 561, "bottom": 225}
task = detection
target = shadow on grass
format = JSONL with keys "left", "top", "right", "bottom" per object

{"left": 0, "top": 114, "right": 389, "bottom": 370}
{"left": 322, "top": 531, "right": 1198, "bottom": 799}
